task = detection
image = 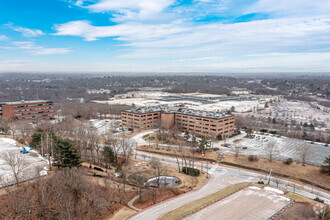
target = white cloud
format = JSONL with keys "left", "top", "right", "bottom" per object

{"left": 54, "top": 16, "right": 330, "bottom": 59}
{"left": 76, "top": 0, "right": 175, "bottom": 21}
{"left": 0, "top": 35, "right": 8, "bottom": 41}
{"left": 3, "top": 42, "right": 73, "bottom": 55}
{"left": 53, "top": 20, "right": 188, "bottom": 41}
{"left": 246, "top": 0, "right": 330, "bottom": 17}
{"left": 6, "top": 23, "right": 45, "bottom": 37}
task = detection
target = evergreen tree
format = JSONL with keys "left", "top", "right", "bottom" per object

{"left": 230, "top": 106, "right": 235, "bottom": 112}
{"left": 246, "top": 128, "right": 253, "bottom": 136}
{"left": 55, "top": 138, "right": 82, "bottom": 168}
{"left": 272, "top": 118, "right": 276, "bottom": 124}
{"left": 321, "top": 156, "right": 330, "bottom": 174}
{"left": 217, "top": 134, "right": 222, "bottom": 140}
{"left": 303, "top": 122, "right": 308, "bottom": 127}
{"left": 184, "top": 130, "right": 190, "bottom": 141}
{"left": 102, "top": 146, "right": 116, "bottom": 167}
{"left": 199, "top": 135, "right": 209, "bottom": 153}
{"left": 191, "top": 136, "right": 197, "bottom": 147}
{"left": 30, "top": 128, "right": 44, "bottom": 148}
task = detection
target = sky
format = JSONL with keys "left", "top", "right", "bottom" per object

{"left": 0, "top": 0, "right": 330, "bottom": 73}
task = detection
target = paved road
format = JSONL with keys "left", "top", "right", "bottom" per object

{"left": 130, "top": 166, "right": 247, "bottom": 220}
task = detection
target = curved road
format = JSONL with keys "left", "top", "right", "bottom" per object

{"left": 126, "top": 130, "right": 330, "bottom": 220}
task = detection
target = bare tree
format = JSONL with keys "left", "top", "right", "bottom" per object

{"left": 117, "top": 138, "right": 136, "bottom": 168}
{"left": 0, "top": 151, "right": 29, "bottom": 185}
{"left": 264, "top": 141, "right": 279, "bottom": 162}
{"left": 150, "top": 158, "right": 166, "bottom": 204}
{"left": 295, "top": 143, "right": 311, "bottom": 166}
{"left": 232, "top": 143, "right": 241, "bottom": 157}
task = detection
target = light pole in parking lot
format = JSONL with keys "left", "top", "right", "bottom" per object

{"left": 267, "top": 167, "right": 273, "bottom": 185}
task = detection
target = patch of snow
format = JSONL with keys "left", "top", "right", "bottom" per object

{"left": 279, "top": 196, "right": 291, "bottom": 201}
{"left": 264, "top": 187, "right": 284, "bottom": 194}
{"left": 249, "top": 186, "right": 261, "bottom": 190}
{"left": 0, "top": 138, "right": 17, "bottom": 145}
{"left": 39, "top": 170, "right": 47, "bottom": 176}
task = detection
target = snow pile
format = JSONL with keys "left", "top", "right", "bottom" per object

{"left": 279, "top": 196, "right": 291, "bottom": 201}
{"left": 264, "top": 187, "right": 284, "bottom": 194}
{"left": 0, "top": 138, "right": 17, "bottom": 146}
{"left": 249, "top": 186, "right": 261, "bottom": 190}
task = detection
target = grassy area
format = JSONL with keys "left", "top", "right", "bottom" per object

{"left": 158, "top": 182, "right": 250, "bottom": 220}
{"left": 109, "top": 207, "right": 136, "bottom": 220}
{"left": 221, "top": 155, "right": 330, "bottom": 188}
{"left": 137, "top": 145, "right": 218, "bottom": 161}
{"left": 285, "top": 191, "right": 319, "bottom": 205}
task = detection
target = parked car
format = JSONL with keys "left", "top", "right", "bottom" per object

{"left": 325, "top": 143, "right": 329, "bottom": 147}
{"left": 213, "top": 147, "right": 219, "bottom": 151}
{"left": 242, "top": 146, "right": 248, "bottom": 150}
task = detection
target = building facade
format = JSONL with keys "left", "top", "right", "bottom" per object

{"left": 0, "top": 100, "right": 55, "bottom": 119}
{"left": 121, "top": 106, "right": 235, "bottom": 137}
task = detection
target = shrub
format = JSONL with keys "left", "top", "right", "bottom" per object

{"left": 182, "top": 167, "right": 200, "bottom": 176}
{"left": 248, "top": 155, "right": 258, "bottom": 162}
{"left": 143, "top": 134, "right": 150, "bottom": 139}
{"left": 320, "top": 166, "right": 329, "bottom": 174}
{"left": 283, "top": 158, "right": 293, "bottom": 165}
{"left": 318, "top": 206, "right": 330, "bottom": 219}
{"left": 257, "top": 181, "right": 264, "bottom": 184}
{"left": 314, "top": 197, "right": 324, "bottom": 203}
{"left": 260, "top": 129, "right": 268, "bottom": 132}
{"left": 269, "top": 130, "right": 277, "bottom": 134}
{"left": 93, "top": 167, "right": 104, "bottom": 172}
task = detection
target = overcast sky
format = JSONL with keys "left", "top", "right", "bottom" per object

{"left": 1, "top": 0, "right": 330, "bottom": 73}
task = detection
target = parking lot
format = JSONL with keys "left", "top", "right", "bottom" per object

{"left": 220, "top": 134, "right": 330, "bottom": 166}
{"left": 183, "top": 186, "right": 290, "bottom": 220}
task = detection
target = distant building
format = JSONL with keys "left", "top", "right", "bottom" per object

{"left": 0, "top": 100, "right": 55, "bottom": 119}
{"left": 121, "top": 106, "right": 235, "bottom": 138}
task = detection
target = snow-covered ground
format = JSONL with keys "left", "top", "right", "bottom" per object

{"left": 218, "top": 134, "right": 330, "bottom": 166}
{"left": 0, "top": 138, "right": 48, "bottom": 187}
{"left": 88, "top": 119, "right": 121, "bottom": 134}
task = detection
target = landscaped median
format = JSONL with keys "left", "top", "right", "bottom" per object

{"left": 158, "top": 182, "right": 251, "bottom": 220}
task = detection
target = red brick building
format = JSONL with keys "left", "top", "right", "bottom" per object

{"left": 0, "top": 100, "right": 55, "bottom": 119}
{"left": 121, "top": 106, "right": 235, "bottom": 138}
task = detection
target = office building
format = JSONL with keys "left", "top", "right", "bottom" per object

{"left": 0, "top": 100, "right": 55, "bottom": 119}
{"left": 121, "top": 106, "right": 235, "bottom": 137}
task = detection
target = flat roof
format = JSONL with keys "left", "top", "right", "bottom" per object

{"left": 0, "top": 100, "right": 53, "bottom": 105}
{"left": 176, "top": 108, "right": 234, "bottom": 120}
{"left": 123, "top": 106, "right": 234, "bottom": 120}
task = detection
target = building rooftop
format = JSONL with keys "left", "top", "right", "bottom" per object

{"left": 124, "top": 106, "right": 234, "bottom": 120}
{"left": 124, "top": 105, "right": 169, "bottom": 114}
{"left": 0, "top": 100, "right": 53, "bottom": 105}
{"left": 176, "top": 108, "right": 234, "bottom": 120}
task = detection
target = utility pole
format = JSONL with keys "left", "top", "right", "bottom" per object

{"left": 41, "top": 135, "right": 44, "bottom": 157}
{"left": 267, "top": 167, "right": 273, "bottom": 185}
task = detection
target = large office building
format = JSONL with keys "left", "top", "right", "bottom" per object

{"left": 121, "top": 106, "right": 235, "bottom": 137}
{"left": 0, "top": 100, "right": 55, "bottom": 119}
